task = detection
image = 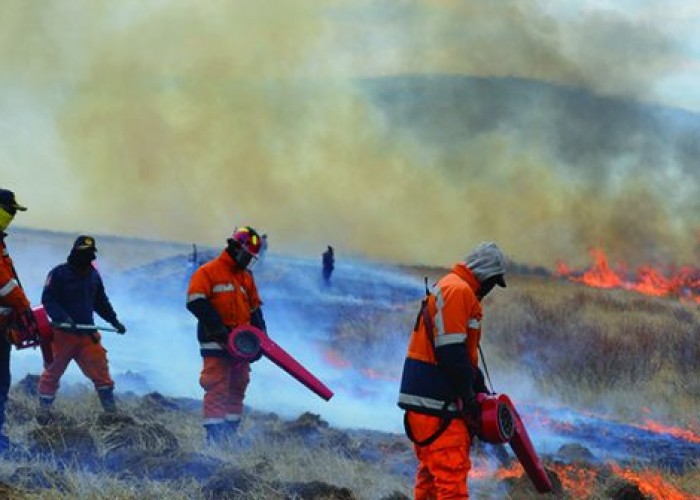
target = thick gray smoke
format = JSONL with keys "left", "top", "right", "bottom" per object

{"left": 2, "top": 0, "right": 698, "bottom": 269}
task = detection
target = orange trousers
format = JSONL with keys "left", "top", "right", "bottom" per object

{"left": 38, "top": 329, "right": 114, "bottom": 398}
{"left": 199, "top": 357, "right": 250, "bottom": 424}
{"left": 406, "top": 411, "right": 472, "bottom": 500}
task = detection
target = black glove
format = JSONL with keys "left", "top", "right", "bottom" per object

{"left": 206, "top": 324, "right": 230, "bottom": 343}
{"left": 111, "top": 320, "right": 127, "bottom": 334}
{"left": 462, "top": 396, "right": 482, "bottom": 437}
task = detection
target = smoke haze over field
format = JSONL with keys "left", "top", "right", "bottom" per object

{"left": 2, "top": 0, "right": 699, "bottom": 268}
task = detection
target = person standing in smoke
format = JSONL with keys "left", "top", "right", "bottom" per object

{"left": 38, "top": 235, "right": 127, "bottom": 418}
{"left": 186, "top": 226, "right": 267, "bottom": 444}
{"left": 398, "top": 241, "right": 507, "bottom": 499}
{"left": 257, "top": 234, "right": 268, "bottom": 266}
{"left": 0, "top": 189, "right": 36, "bottom": 451}
{"left": 322, "top": 245, "right": 334, "bottom": 285}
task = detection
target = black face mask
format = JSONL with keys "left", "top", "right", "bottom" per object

{"left": 226, "top": 241, "right": 253, "bottom": 269}
{"left": 69, "top": 250, "right": 96, "bottom": 268}
{"left": 476, "top": 276, "right": 499, "bottom": 301}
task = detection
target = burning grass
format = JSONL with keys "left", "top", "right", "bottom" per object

{"left": 482, "top": 275, "right": 700, "bottom": 428}
{"left": 317, "top": 268, "right": 700, "bottom": 498}
{"left": 4, "top": 239, "right": 699, "bottom": 498}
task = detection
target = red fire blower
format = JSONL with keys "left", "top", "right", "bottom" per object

{"left": 226, "top": 325, "right": 334, "bottom": 401}
{"left": 477, "top": 392, "right": 553, "bottom": 493}
{"left": 6, "top": 305, "right": 54, "bottom": 364}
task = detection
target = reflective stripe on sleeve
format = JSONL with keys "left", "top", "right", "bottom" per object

{"left": 0, "top": 306, "right": 13, "bottom": 316}
{"left": 433, "top": 288, "right": 446, "bottom": 339}
{"left": 0, "top": 279, "right": 18, "bottom": 297}
{"left": 434, "top": 333, "right": 467, "bottom": 347}
{"left": 200, "top": 342, "right": 225, "bottom": 350}
{"left": 187, "top": 293, "right": 207, "bottom": 303}
{"left": 468, "top": 318, "right": 480, "bottom": 329}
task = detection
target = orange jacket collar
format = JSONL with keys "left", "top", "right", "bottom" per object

{"left": 450, "top": 262, "right": 481, "bottom": 294}
{"left": 218, "top": 249, "right": 243, "bottom": 271}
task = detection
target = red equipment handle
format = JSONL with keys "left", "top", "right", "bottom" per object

{"left": 31, "top": 305, "right": 54, "bottom": 364}
{"left": 227, "top": 325, "right": 334, "bottom": 401}
{"left": 477, "top": 393, "right": 552, "bottom": 493}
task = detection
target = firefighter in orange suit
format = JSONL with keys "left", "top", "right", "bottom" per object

{"left": 38, "top": 235, "right": 126, "bottom": 415}
{"left": 0, "top": 189, "right": 35, "bottom": 451}
{"left": 186, "top": 226, "right": 266, "bottom": 444}
{"left": 398, "top": 241, "right": 507, "bottom": 499}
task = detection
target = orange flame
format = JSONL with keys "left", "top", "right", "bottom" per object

{"left": 558, "top": 248, "right": 700, "bottom": 302}
{"left": 470, "top": 459, "right": 522, "bottom": 480}
{"left": 610, "top": 464, "right": 693, "bottom": 500}
{"left": 549, "top": 463, "right": 597, "bottom": 498}
{"left": 635, "top": 418, "right": 700, "bottom": 444}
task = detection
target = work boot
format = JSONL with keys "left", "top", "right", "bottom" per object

{"left": 97, "top": 387, "right": 117, "bottom": 413}
{"left": 204, "top": 423, "right": 230, "bottom": 445}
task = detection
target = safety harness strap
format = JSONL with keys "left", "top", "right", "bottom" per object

{"left": 404, "top": 403, "right": 453, "bottom": 447}
{"left": 404, "top": 277, "right": 455, "bottom": 447}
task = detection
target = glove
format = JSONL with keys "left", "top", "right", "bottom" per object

{"left": 15, "top": 308, "right": 39, "bottom": 339}
{"left": 462, "top": 396, "right": 482, "bottom": 437}
{"left": 20, "top": 308, "right": 39, "bottom": 329}
{"left": 112, "top": 320, "right": 127, "bottom": 334}
{"left": 206, "top": 324, "right": 230, "bottom": 343}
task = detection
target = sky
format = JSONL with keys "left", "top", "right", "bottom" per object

{"left": 1, "top": 0, "right": 699, "bottom": 268}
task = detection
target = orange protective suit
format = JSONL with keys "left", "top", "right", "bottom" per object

{"left": 200, "top": 356, "right": 250, "bottom": 421}
{"left": 0, "top": 238, "right": 31, "bottom": 330}
{"left": 38, "top": 329, "right": 113, "bottom": 397}
{"left": 408, "top": 412, "right": 471, "bottom": 499}
{"left": 398, "top": 263, "right": 486, "bottom": 500}
{"left": 37, "top": 246, "right": 123, "bottom": 410}
{"left": 187, "top": 249, "right": 263, "bottom": 425}
{"left": 1, "top": 233, "right": 32, "bottom": 440}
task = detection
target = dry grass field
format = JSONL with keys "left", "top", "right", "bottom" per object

{"left": 2, "top": 229, "right": 699, "bottom": 498}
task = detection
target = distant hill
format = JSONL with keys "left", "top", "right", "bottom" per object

{"left": 361, "top": 75, "right": 700, "bottom": 181}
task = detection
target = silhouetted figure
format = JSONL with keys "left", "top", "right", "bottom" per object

{"left": 322, "top": 246, "right": 334, "bottom": 285}
{"left": 258, "top": 234, "right": 268, "bottom": 266}
{"left": 189, "top": 244, "right": 199, "bottom": 268}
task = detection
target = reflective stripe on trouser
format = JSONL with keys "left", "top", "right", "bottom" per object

{"left": 38, "top": 329, "right": 114, "bottom": 397}
{"left": 407, "top": 411, "right": 471, "bottom": 500}
{"left": 199, "top": 356, "right": 250, "bottom": 423}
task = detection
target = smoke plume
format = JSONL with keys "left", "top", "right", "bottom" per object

{"left": 2, "top": 0, "right": 698, "bottom": 269}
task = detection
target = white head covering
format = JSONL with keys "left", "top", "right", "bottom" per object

{"left": 464, "top": 241, "right": 507, "bottom": 287}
